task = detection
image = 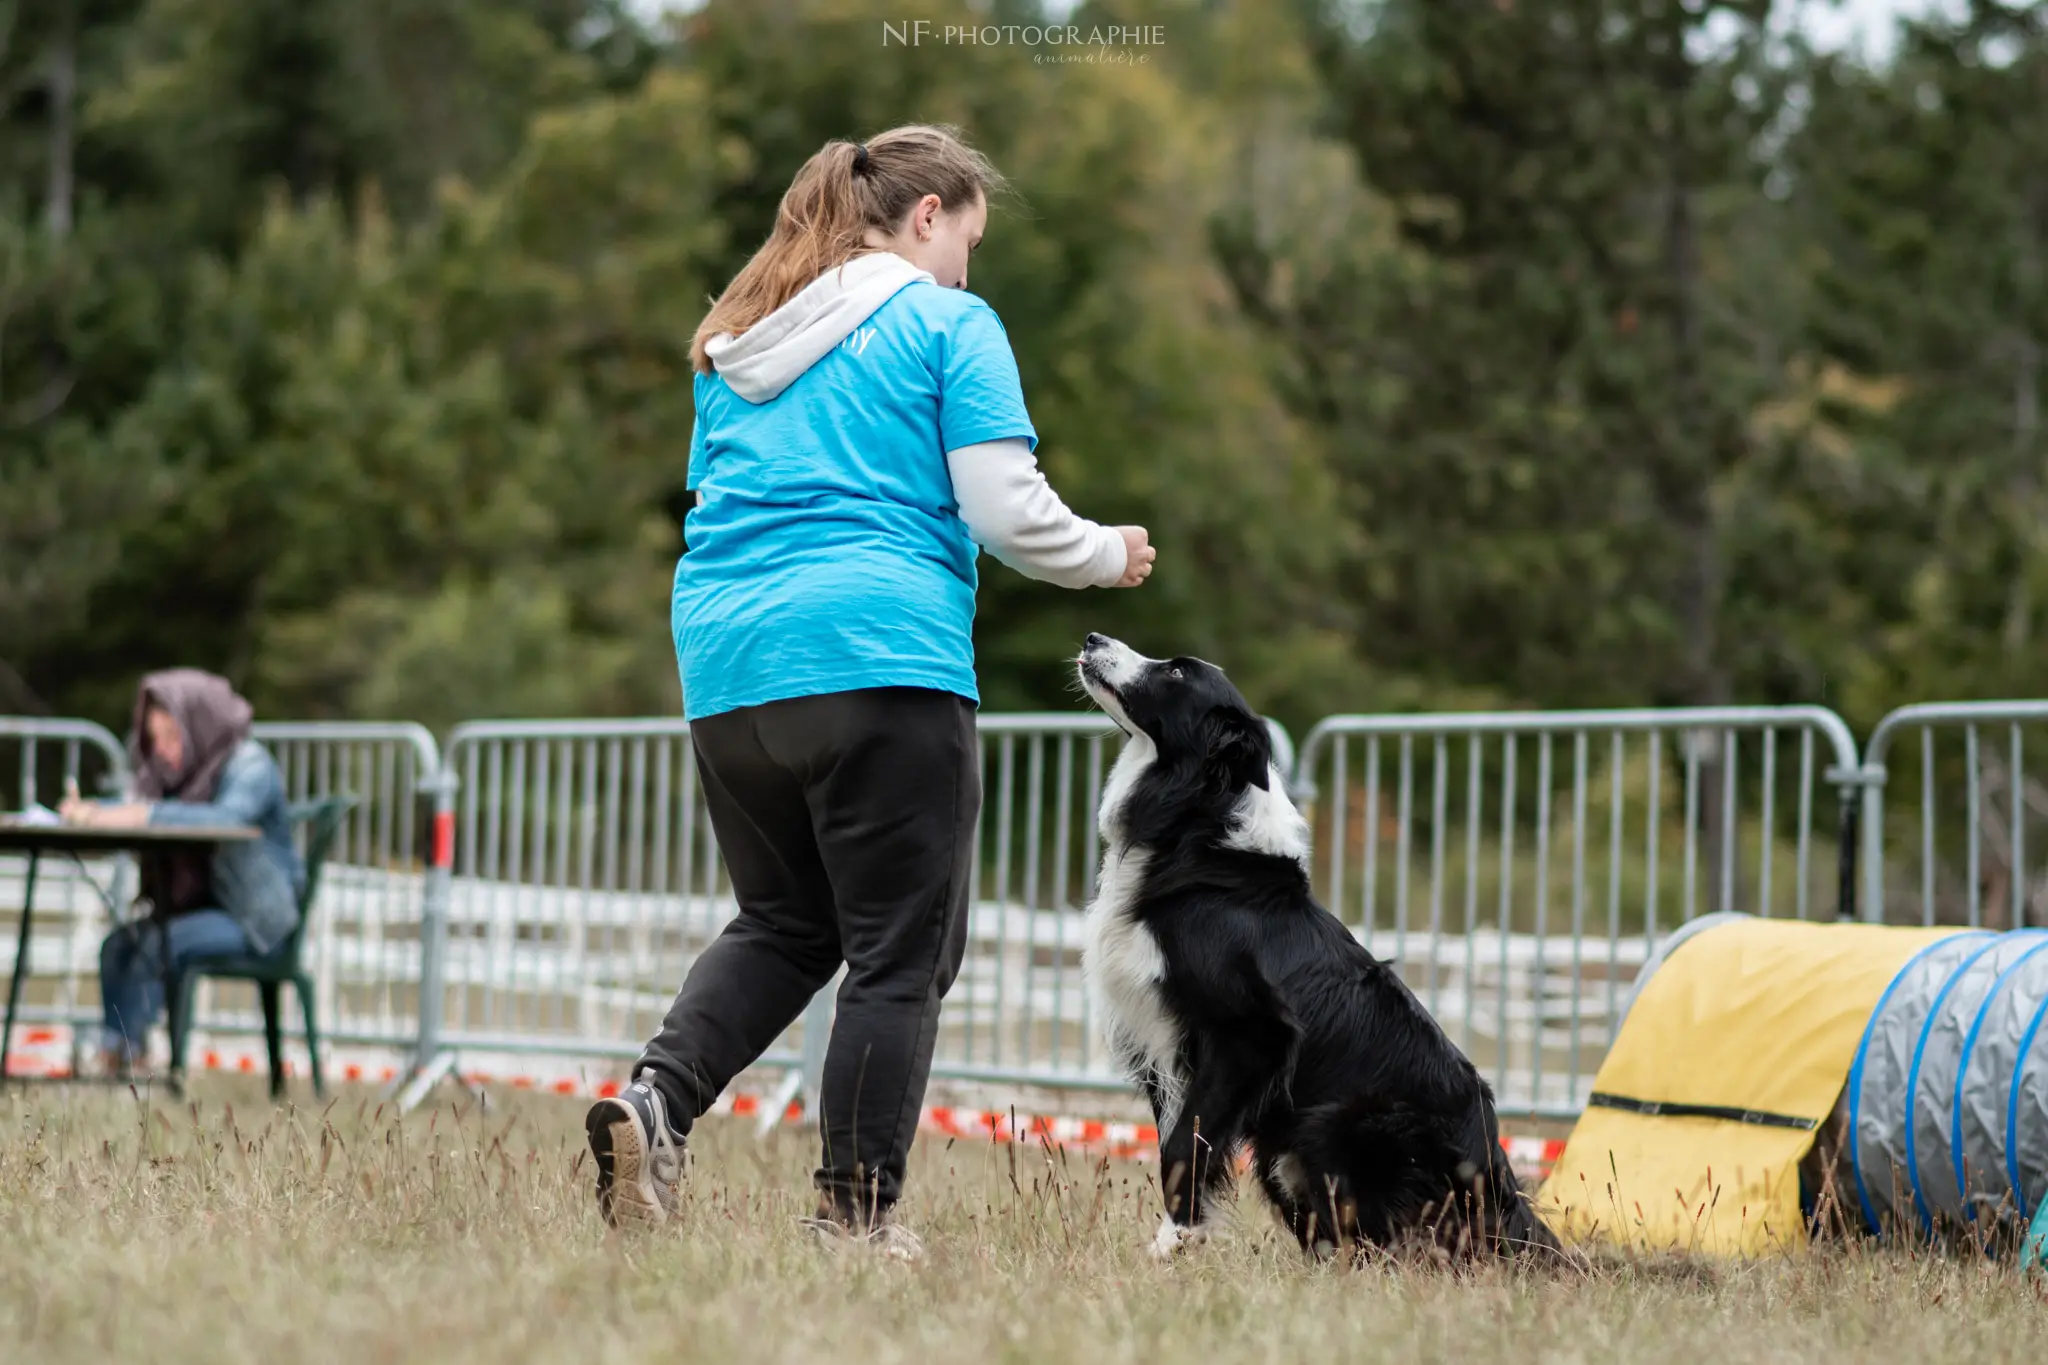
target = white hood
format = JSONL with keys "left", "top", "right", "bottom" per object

{"left": 704, "top": 251, "right": 935, "bottom": 403}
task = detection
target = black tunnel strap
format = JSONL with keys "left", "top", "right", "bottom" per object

{"left": 1586, "top": 1091, "right": 1819, "bottom": 1132}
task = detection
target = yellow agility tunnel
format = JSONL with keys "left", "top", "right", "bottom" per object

{"left": 1534, "top": 912, "right": 2048, "bottom": 1257}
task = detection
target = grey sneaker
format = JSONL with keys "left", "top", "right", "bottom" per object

{"left": 799, "top": 1214, "right": 926, "bottom": 1263}
{"left": 586, "top": 1080, "right": 685, "bottom": 1228}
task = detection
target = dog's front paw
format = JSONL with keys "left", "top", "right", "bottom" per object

{"left": 1147, "top": 1216, "right": 1210, "bottom": 1262}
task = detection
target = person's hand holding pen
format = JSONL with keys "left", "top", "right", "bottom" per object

{"left": 58, "top": 778, "right": 151, "bottom": 829}
{"left": 58, "top": 776, "right": 97, "bottom": 827}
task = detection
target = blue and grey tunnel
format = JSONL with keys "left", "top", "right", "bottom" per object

{"left": 1543, "top": 913, "right": 2048, "bottom": 1256}
{"left": 1847, "top": 928, "right": 2048, "bottom": 1236}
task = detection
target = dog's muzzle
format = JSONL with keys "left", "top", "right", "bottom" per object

{"left": 1078, "top": 634, "right": 1148, "bottom": 733}
{"left": 1081, "top": 634, "right": 1146, "bottom": 683}
{"left": 1078, "top": 633, "right": 1145, "bottom": 690}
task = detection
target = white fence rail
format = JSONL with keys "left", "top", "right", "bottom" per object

{"left": 1858, "top": 702, "right": 2048, "bottom": 930}
{"left": 1295, "top": 706, "right": 1864, "bottom": 1117}
{"left": 5, "top": 697, "right": 2036, "bottom": 1120}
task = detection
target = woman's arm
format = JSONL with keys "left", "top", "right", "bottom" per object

{"left": 948, "top": 438, "right": 1136, "bottom": 589}
{"left": 58, "top": 788, "right": 151, "bottom": 828}
{"left": 63, "top": 745, "right": 282, "bottom": 830}
{"left": 934, "top": 299, "right": 1153, "bottom": 589}
{"left": 143, "top": 748, "right": 279, "bottom": 827}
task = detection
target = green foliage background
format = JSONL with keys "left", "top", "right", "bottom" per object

{"left": 5, "top": 0, "right": 2046, "bottom": 741}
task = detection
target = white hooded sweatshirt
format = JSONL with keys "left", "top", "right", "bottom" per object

{"left": 699, "top": 252, "right": 1129, "bottom": 590}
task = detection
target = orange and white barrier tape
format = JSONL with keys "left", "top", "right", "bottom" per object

{"left": 5, "top": 1026, "right": 1565, "bottom": 1180}
{"left": 383, "top": 1070, "right": 1565, "bottom": 1181}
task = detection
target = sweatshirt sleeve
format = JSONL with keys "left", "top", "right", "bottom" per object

{"left": 145, "top": 744, "right": 281, "bottom": 828}
{"left": 947, "top": 437, "right": 1129, "bottom": 589}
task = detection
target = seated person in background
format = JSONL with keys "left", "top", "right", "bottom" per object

{"left": 60, "top": 669, "right": 305, "bottom": 1074}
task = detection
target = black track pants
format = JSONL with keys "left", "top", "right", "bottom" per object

{"left": 632, "top": 686, "right": 979, "bottom": 1222}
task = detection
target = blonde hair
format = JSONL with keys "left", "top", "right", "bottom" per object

{"left": 691, "top": 124, "right": 1008, "bottom": 374}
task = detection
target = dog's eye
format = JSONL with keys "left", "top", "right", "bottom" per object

{"left": 1169, "top": 667, "right": 1183, "bottom": 679}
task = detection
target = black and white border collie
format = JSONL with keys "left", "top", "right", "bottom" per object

{"left": 1076, "top": 633, "right": 1562, "bottom": 1264}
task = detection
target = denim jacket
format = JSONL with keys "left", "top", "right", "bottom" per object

{"left": 145, "top": 739, "right": 306, "bottom": 955}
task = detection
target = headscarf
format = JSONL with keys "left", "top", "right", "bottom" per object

{"left": 127, "top": 669, "right": 254, "bottom": 802}
{"left": 125, "top": 670, "right": 255, "bottom": 917}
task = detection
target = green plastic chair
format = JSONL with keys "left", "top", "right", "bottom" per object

{"left": 168, "top": 795, "right": 357, "bottom": 1100}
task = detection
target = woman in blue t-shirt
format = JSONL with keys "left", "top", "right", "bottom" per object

{"left": 586, "top": 124, "right": 1153, "bottom": 1253}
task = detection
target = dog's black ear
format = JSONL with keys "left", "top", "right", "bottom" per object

{"left": 1203, "top": 705, "right": 1271, "bottom": 793}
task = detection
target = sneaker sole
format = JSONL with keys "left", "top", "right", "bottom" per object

{"left": 587, "top": 1098, "right": 669, "bottom": 1229}
{"left": 798, "top": 1217, "right": 924, "bottom": 1263}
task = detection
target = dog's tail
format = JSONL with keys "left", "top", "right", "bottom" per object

{"left": 1456, "top": 1083, "right": 1575, "bottom": 1266}
{"left": 1298, "top": 1094, "right": 1559, "bottom": 1260}
{"left": 1477, "top": 1137, "right": 1569, "bottom": 1263}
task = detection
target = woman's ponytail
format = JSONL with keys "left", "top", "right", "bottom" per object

{"left": 691, "top": 125, "right": 1007, "bottom": 374}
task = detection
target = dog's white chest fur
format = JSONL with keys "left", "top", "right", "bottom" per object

{"left": 1082, "top": 733, "right": 1187, "bottom": 1135}
{"left": 1082, "top": 846, "right": 1186, "bottom": 1136}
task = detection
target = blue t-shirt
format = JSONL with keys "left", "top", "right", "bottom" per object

{"left": 673, "top": 282, "right": 1038, "bottom": 721}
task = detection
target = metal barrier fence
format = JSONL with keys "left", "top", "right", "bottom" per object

{"left": 943, "top": 713, "right": 1120, "bottom": 1094}
{"left": 930, "top": 713, "right": 1300, "bottom": 1097}
{"left": 429, "top": 718, "right": 811, "bottom": 1089}
{"left": 0, "top": 719, "right": 133, "bottom": 1044}
{"left": 416, "top": 715, "right": 1294, "bottom": 1112}
{"left": 3, "top": 717, "right": 129, "bottom": 806}
{"left": 1859, "top": 702, "right": 2048, "bottom": 930}
{"left": 214, "top": 723, "right": 450, "bottom": 1065}
{"left": 1293, "top": 707, "right": 1863, "bottom": 1120}
{"left": 0, "top": 720, "right": 448, "bottom": 1072}
{"left": 21, "top": 697, "right": 2048, "bottom": 1123}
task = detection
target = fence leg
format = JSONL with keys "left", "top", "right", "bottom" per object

{"left": 755, "top": 1069, "right": 805, "bottom": 1141}
{"left": 395, "top": 767, "right": 459, "bottom": 1113}
{"left": 1860, "top": 762, "right": 1887, "bottom": 925}
{"left": 395, "top": 1050, "right": 460, "bottom": 1113}
{"left": 1826, "top": 761, "right": 1886, "bottom": 924}
{"left": 758, "top": 985, "right": 835, "bottom": 1140}
{"left": 1834, "top": 780, "right": 1859, "bottom": 923}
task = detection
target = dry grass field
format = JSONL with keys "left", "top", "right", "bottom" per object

{"left": 3, "top": 1077, "right": 2046, "bottom": 1364}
